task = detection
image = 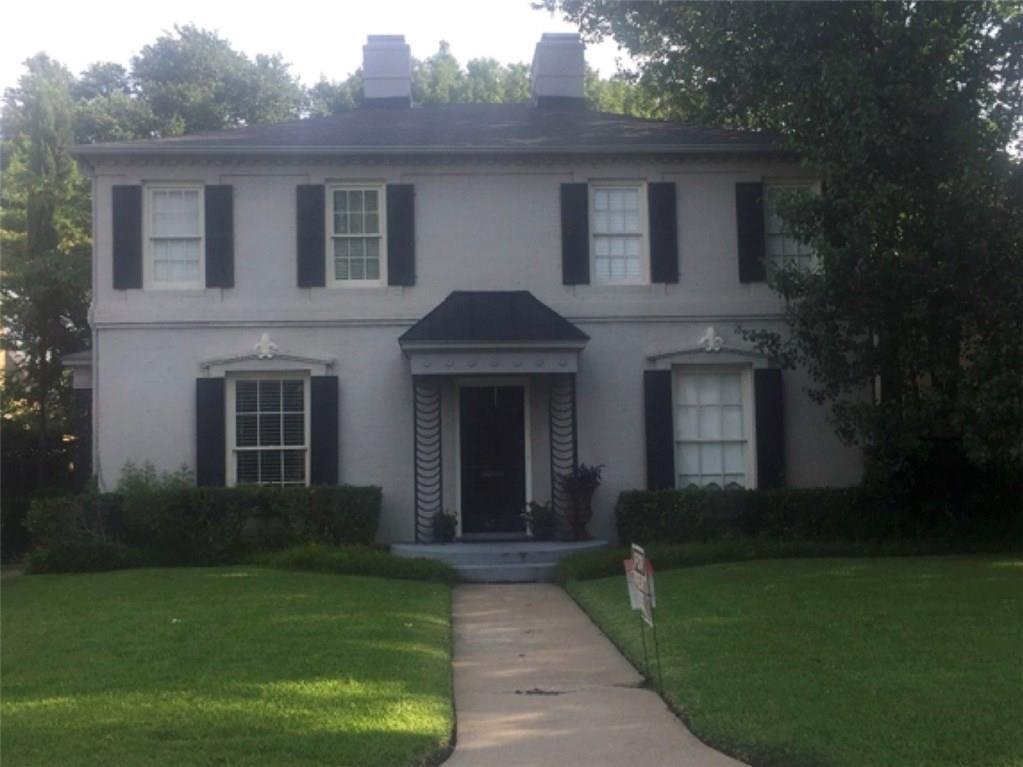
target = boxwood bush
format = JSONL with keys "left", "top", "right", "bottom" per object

{"left": 616, "top": 487, "right": 898, "bottom": 545}
{"left": 25, "top": 483, "right": 382, "bottom": 571}
{"left": 616, "top": 485, "right": 1020, "bottom": 547}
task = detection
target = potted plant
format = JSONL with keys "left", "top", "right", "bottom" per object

{"left": 558, "top": 463, "right": 604, "bottom": 541}
{"left": 432, "top": 510, "right": 458, "bottom": 543}
{"left": 523, "top": 500, "right": 558, "bottom": 541}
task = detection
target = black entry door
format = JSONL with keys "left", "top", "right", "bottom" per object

{"left": 460, "top": 386, "right": 526, "bottom": 534}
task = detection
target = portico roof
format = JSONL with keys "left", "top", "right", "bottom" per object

{"left": 399, "top": 291, "right": 587, "bottom": 346}
{"left": 399, "top": 291, "right": 587, "bottom": 376}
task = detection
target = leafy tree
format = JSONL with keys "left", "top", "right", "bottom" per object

{"left": 585, "top": 69, "right": 662, "bottom": 118}
{"left": 305, "top": 73, "right": 362, "bottom": 117}
{"left": 412, "top": 41, "right": 465, "bottom": 103}
{"left": 131, "top": 25, "right": 304, "bottom": 134}
{"left": 549, "top": 1, "right": 1023, "bottom": 496}
{"left": 1, "top": 55, "right": 91, "bottom": 484}
{"left": 72, "top": 62, "right": 131, "bottom": 101}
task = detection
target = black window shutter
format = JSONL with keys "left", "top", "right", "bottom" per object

{"left": 736, "top": 182, "right": 766, "bottom": 283}
{"left": 310, "top": 376, "right": 339, "bottom": 485}
{"left": 754, "top": 368, "right": 785, "bottom": 488}
{"left": 648, "top": 182, "right": 679, "bottom": 283}
{"left": 112, "top": 185, "right": 142, "bottom": 289}
{"left": 644, "top": 370, "right": 675, "bottom": 490}
{"left": 73, "top": 388, "right": 93, "bottom": 491}
{"left": 204, "top": 185, "right": 234, "bottom": 288}
{"left": 560, "top": 183, "right": 590, "bottom": 285}
{"left": 296, "top": 185, "right": 325, "bottom": 287}
{"left": 196, "top": 378, "right": 226, "bottom": 487}
{"left": 386, "top": 184, "right": 415, "bottom": 286}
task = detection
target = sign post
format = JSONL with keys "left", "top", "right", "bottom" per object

{"left": 624, "top": 543, "right": 664, "bottom": 693}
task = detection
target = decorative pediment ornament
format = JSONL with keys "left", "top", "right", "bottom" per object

{"left": 200, "top": 334, "right": 335, "bottom": 376}
{"left": 698, "top": 326, "right": 724, "bottom": 352}
{"left": 254, "top": 333, "right": 279, "bottom": 359}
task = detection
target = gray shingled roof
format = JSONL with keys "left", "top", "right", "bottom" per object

{"left": 72, "top": 103, "right": 781, "bottom": 158}
{"left": 399, "top": 291, "right": 589, "bottom": 345}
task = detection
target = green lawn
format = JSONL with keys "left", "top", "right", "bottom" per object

{"left": 568, "top": 556, "right": 1023, "bottom": 767}
{"left": 2, "top": 567, "right": 453, "bottom": 767}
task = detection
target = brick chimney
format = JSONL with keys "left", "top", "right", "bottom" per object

{"left": 362, "top": 35, "right": 412, "bottom": 108}
{"left": 531, "top": 33, "right": 586, "bottom": 107}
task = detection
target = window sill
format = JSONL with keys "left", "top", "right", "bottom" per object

{"left": 565, "top": 283, "right": 663, "bottom": 297}
{"left": 317, "top": 284, "right": 406, "bottom": 295}
{"left": 141, "top": 287, "right": 210, "bottom": 296}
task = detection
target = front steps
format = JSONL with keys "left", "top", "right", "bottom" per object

{"left": 390, "top": 540, "right": 609, "bottom": 582}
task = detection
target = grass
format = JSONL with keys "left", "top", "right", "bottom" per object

{"left": 259, "top": 544, "right": 458, "bottom": 583}
{"left": 555, "top": 538, "right": 1016, "bottom": 583}
{"left": 2, "top": 567, "right": 453, "bottom": 767}
{"left": 568, "top": 556, "right": 1023, "bottom": 767}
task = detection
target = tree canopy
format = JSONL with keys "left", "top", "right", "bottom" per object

{"left": 550, "top": 1, "right": 1023, "bottom": 491}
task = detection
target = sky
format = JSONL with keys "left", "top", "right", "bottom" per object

{"left": 1, "top": 0, "right": 632, "bottom": 91}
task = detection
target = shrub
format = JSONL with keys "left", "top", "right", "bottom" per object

{"left": 25, "top": 496, "right": 84, "bottom": 549}
{"left": 262, "top": 544, "right": 458, "bottom": 583}
{"left": 26, "top": 542, "right": 144, "bottom": 574}
{"left": 22, "top": 466, "right": 383, "bottom": 571}
{"left": 617, "top": 484, "right": 1021, "bottom": 548}
{"left": 1, "top": 496, "right": 34, "bottom": 559}
{"left": 616, "top": 487, "right": 911, "bottom": 546}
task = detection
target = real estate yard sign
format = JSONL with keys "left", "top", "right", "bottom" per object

{"left": 625, "top": 543, "right": 656, "bottom": 626}
{"left": 624, "top": 543, "right": 664, "bottom": 691}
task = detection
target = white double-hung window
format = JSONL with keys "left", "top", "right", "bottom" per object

{"left": 147, "top": 185, "right": 203, "bottom": 288}
{"left": 329, "top": 185, "right": 386, "bottom": 285}
{"left": 591, "top": 184, "right": 647, "bottom": 283}
{"left": 228, "top": 375, "right": 309, "bottom": 486}
{"left": 765, "top": 184, "right": 814, "bottom": 270}
{"left": 674, "top": 369, "right": 753, "bottom": 489}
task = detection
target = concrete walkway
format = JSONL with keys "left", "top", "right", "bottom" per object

{"left": 443, "top": 584, "right": 746, "bottom": 767}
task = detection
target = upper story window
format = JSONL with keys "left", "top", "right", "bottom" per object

{"left": 329, "top": 185, "right": 387, "bottom": 286}
{"left": 228, "top": 375, "right": 309, "bottom": 486}
{"left": 674, "top": 369, "right": 752, "bottom": 489}
{"left": 765, "top": 184, "right": 814, "bottom": 270}
{"left": 146, "top": 185, "right": 204, "bottom": 289}
{"left": 591, "top": 183, "right": 648, "bottom": 284}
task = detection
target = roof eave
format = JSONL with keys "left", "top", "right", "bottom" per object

{"left": 71, "top": 143, "right": 786, "bottom": 160}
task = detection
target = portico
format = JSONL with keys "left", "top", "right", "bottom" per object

{"left": 399, "top": 291, "right": 588, "bottom": 542}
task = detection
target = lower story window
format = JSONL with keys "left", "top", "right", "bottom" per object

{"left": 230, "top": 376, "right": 308, "bottom": 486}
{"left": 674, "top": 369, "right": 749, "bottom": 489}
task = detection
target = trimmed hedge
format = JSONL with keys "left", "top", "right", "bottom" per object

{"left": 27, "top": 542, "right": 145, "bottom": 575}
{"left": 25, "top": 485, "right": 382, "bottom": 569}
{"left": 261, "top": 544, "right": 458, "bottom": 584}
{"left": 617, "top": 487, "right": 938, "bottom": 546}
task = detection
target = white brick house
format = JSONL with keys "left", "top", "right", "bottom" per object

{"left": 68, "top": 34, "right": 861, "bottom": 544}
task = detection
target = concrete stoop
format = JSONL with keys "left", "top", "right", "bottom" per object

{"left": 390, "top": 540, "right": 608, "bottom": 582}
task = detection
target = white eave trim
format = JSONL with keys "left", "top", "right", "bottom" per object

{"left": 71, "top": 143, "right": 784, "bottom": 159}
{"left": 404, "top": 347, "right": 582, "bottom": 376}
{"left": 399, "top": 339, "right": 588, "bottom": 353}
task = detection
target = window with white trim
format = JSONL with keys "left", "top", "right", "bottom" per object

{"left": 765, "top": 184, "right": 814, "bottom": 270}
{"left": 674, "top": 370, "right": 750, "bottom": 489}
{"left": 329, "top": 185, "right": 386, "bottom": 285}
{"left": 147, "top": 186, "right": 203, "bottom": 288}
{"left": 229, "top": 376, "right": 309, "bottom": 486}
{"left": 591, "top": 184, "right": 647, "bottom": 283}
